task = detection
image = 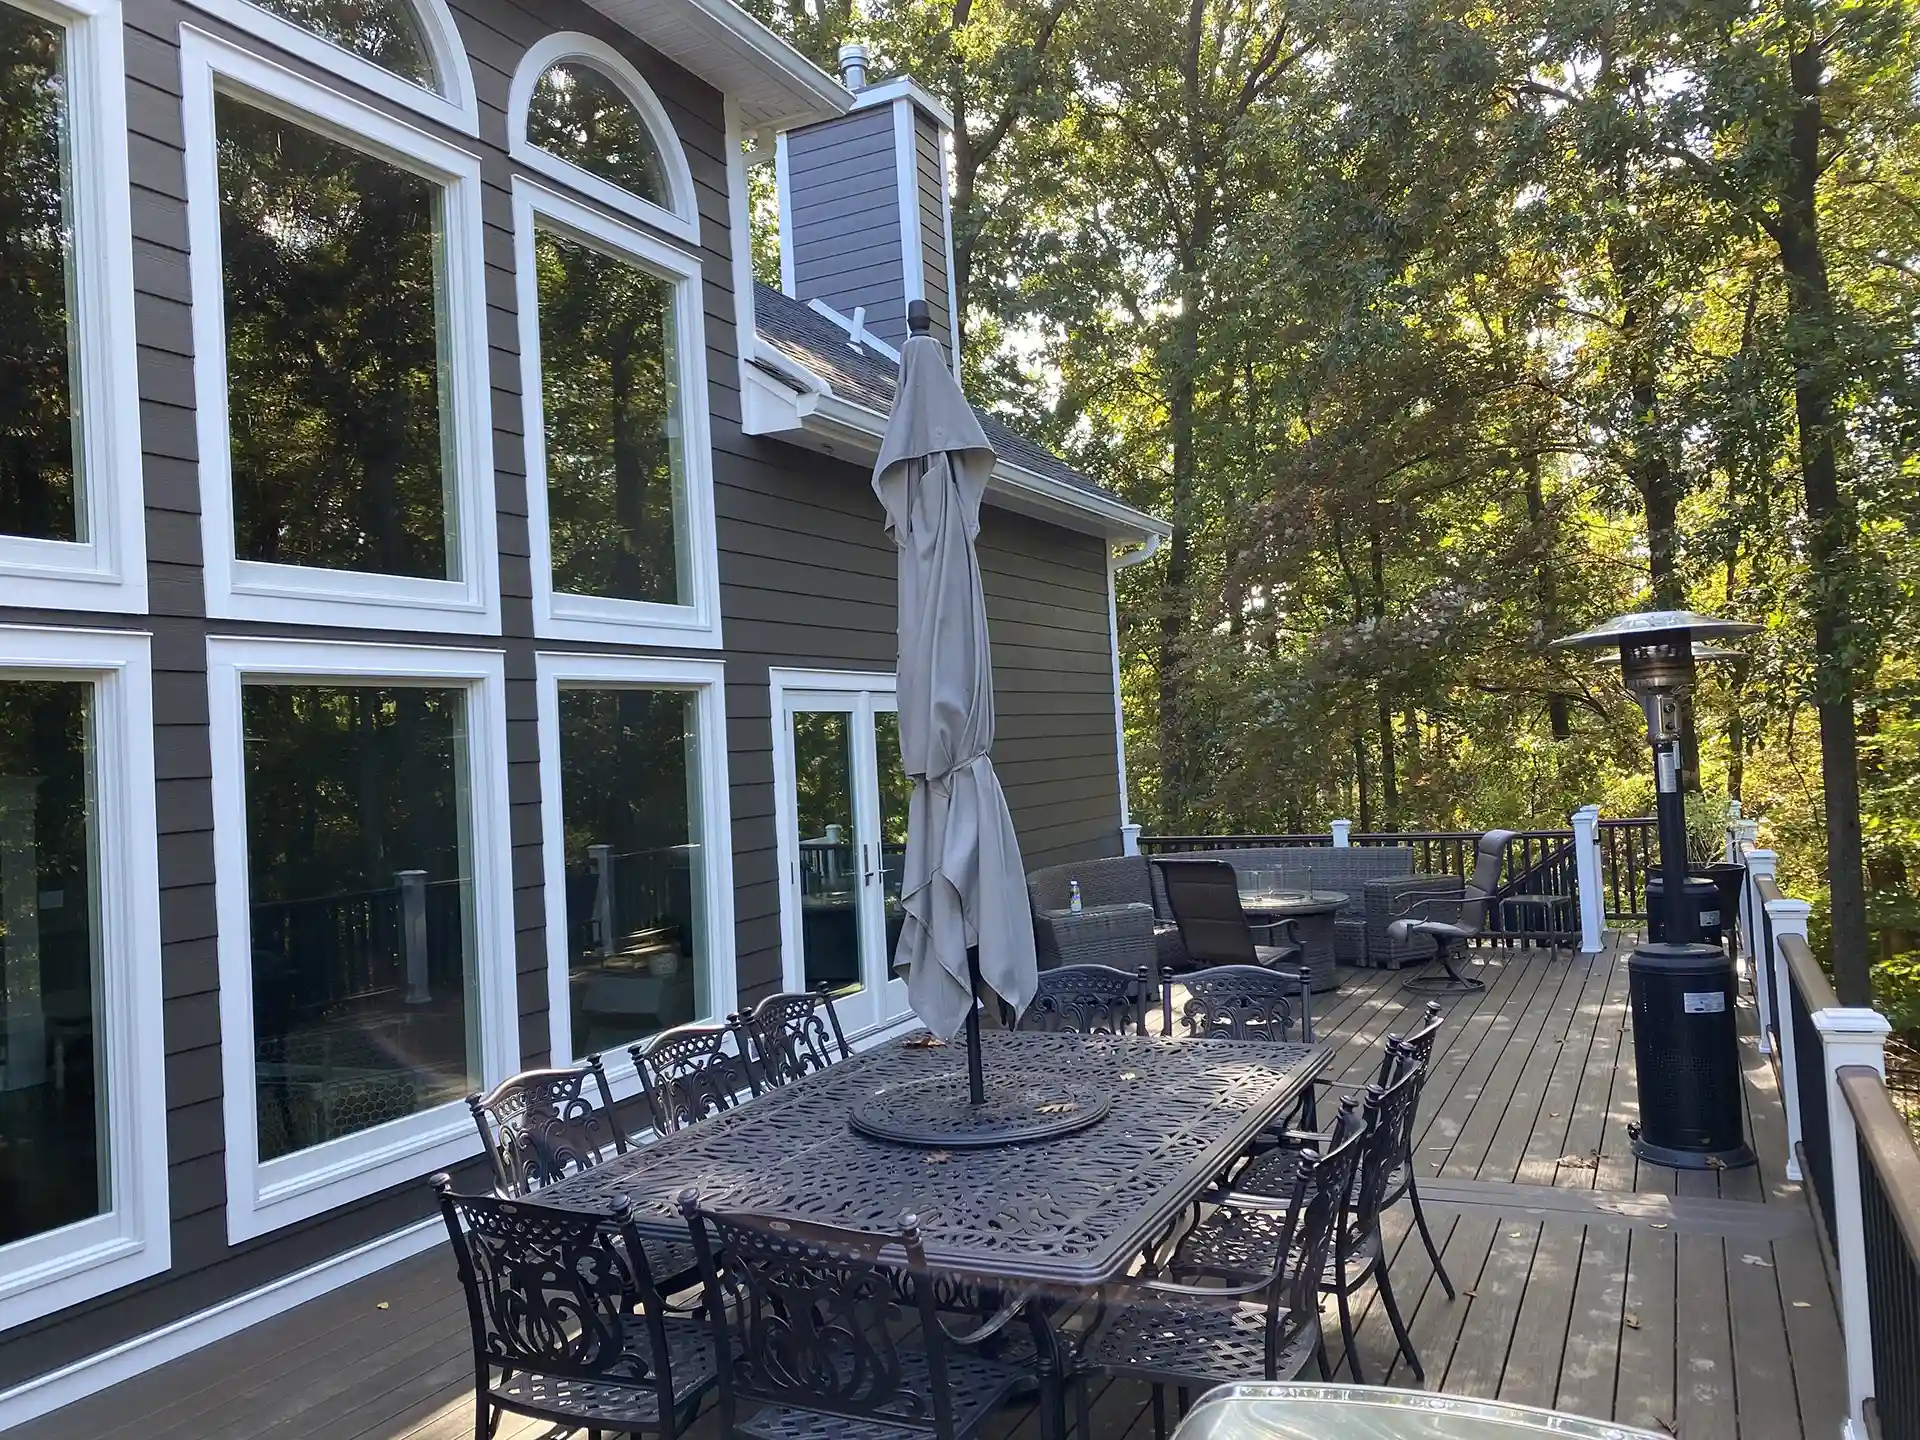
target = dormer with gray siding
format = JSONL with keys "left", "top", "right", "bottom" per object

{"left": 778, "top": 48, "right": 958, "bottom": 365}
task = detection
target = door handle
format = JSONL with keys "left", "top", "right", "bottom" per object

{"left": 863, "top": 842, "right": 876, "bottom": 884}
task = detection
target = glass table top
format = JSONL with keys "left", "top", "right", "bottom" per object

{"left": 1174, "top": 1385, "right": 1664, "bottom": 1440}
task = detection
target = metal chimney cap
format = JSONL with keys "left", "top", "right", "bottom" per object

{"left": 837, "top": 43, "right": 870, "bottom": 89}
{"left": 1551, "top": 609, "right": 1761, "bottom": 652}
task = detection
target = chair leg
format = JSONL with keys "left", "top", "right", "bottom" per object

{"left": 1376, "top": 1260, "right": 1425, "bottom": 1383}
{"left": 1314, "top": 1322, "right": 1333, "bottom": 1380}
{"left": 1177, "top": 1386, "right": 1192, "bottom": 1418}
{"left": 1408, "top": 1177, "right": 1456, "bottom": 1299}
{"left": 1076, "top": 1375, "right": 1092, "bottom": 1440}
{"left": 1336, "top": 1282, "right": 1364, "bottom": 1384}
{"left": 1152, "top": 1384, "right": 1168, "bottom": 1440}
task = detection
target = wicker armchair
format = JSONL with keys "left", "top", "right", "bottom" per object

{"left": 1028, "top": 856, "right": 1169, "bottom": 976}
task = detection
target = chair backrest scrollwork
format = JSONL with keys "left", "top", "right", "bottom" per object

{"left": 679, "top": 1194, "right": 960, "bottom": 1438}
{"left": 631, "top": 1019, "right": 760, "bottom": 1136}
{"left": 745, "top": 987, "right": 853, "bottom": 1086}
{"left": 1172, "top": 963, "right": 1312, "bottom": 1044}
{"left": 1017, "top": 964, "right": 1149, "bottom": 1036}
{"left": 467, "top": 1056, "right": 626, "bottom": 1198}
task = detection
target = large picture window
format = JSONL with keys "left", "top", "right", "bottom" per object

{"left": 0, "top": 628, "right": 165, "bottom": 1333}
{"left": 0, "top": 0, "right": 144, "bottom": 612}
{"left": 183, "top": 28, "right": 498, "bottom": 632}
{"left": 210, "top": 638, "right": 515, "bottom": 1243}
{"left": 536, "top": 653, "right": 733, "bottom": 1082}
{"left": 515, "top": 180, "right": 719, "bottom": 647}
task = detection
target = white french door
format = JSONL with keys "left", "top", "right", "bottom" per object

{"left": 771, "top": 670, "right": 911, "bottom": 1038}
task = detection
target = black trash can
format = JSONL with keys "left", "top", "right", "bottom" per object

{"left": 1627, "top": 941, "right": 1755, "bottom": 1169}
{"left": 1696, "top": 862, "right": 1746, "bottom": 952}
{"left": 1643, "top": 873, "right": 1722, "bottom": 946}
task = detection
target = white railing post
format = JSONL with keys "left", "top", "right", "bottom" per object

{"left": 1331, "top": 819, "right": 1352, "bottom": 848}
{"left": 1723, "top": 800, "right": 1743, "bottom": 862}
{"left": 1767, "top": 896, "right": 1812, "bottom": 1180}
{"left": 1812, "top": 1004, "right": 1891, "bottom": 1440}
{"left": 1120, "top": 823, "right": 1142, "bottom": 857}
{"left": 398, "top": 869, "right": 431, "bottom": 1005}
{"left": 1570, "top": 805, "right": 1605, "bottom": 954}
{"left": 589, "top": 843, "right": 616, "bottom": 956}
{"left": 1743, "top": 847, "right": 1778, "bottom": 1054}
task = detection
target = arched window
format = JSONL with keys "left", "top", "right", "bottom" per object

{"left": 185, "top": 0, "right": 478, "bottom": 134}
{"left": 509, "top": 33, "right": 697, "bottom": 243}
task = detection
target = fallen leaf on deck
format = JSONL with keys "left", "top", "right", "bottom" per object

{"left": 1462, "top": 1289, "right": 1478, "bottom": 1299}
{"left": 1656, "top": 1417, "right": 1678, "bottom": 1436}
{"left": 1509, "top": 1230, "right": 1526, "bottom": 1239}
{"left": 1792, "top": 1300, "right": 1812, "bottom": 1309}
{"left": 1740, "top": 1254, "right": 1773, "bottom": 1267}
{"left": 376, "top": 1301, "right": 390, "bottom": 1311}
{"left": 1650, "top": 1222, "right": 1670, "bottom": 1230}
{"left": 1706, "top": 1156, "right": 1727, "bottom": 1170}
{"left": 925, "top": 1150, "right": 952, "bottom": 1164}
{"left": 902, "top": 1035, "right": 946, "bottom": 1049}
{"left": 1624, "top": 1311, "right": 1641, "bottom": 1329}
{"left": 1558, "top": 1153, "right": 1598, "bottom": 1169}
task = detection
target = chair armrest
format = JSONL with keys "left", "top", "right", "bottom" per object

{"left": 1127, "top": 1274, "right": 1271, "bottom": 1302}
{"left": 1391, "top": 893, "right": 1466, "bottom": 924}
{"left": 1249, "top": 916, "right": 1302, "bottom": 946}
{"left": 937, "top": 1295, "right": 1029, "bottom": 1347}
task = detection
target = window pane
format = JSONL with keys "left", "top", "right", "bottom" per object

{"left": 0, "top": 680, "right": 104, "bottom": 1248}
{"left": 251, "top": 0, "right": 435, "bottom": 89}
{"left": 526, "top": 61, "right": 666, "bottom": 205}
{"left": 557, "top": 688, "right": 706, "bottom": 1055}
{"left": 536, "top": 226, "right": 688, "bottom": 606}
{"left": 791, "top": 710, "right": 860, "bottom": 997}
{"left": 218, "top": 93, "right": 455, "bottom": 581}
{"left": 0, "top": 5, "right": 79, "bottom": 543}
{"left": 243, "top": 684, "right": 476, "bottom": 1162}
{"left": 874, "top": 710, "right": 909, "bottom": 959}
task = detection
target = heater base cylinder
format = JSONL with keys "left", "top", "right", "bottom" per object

{"left": 1626, "top": 940, "right": 1756, "bottom": 1171}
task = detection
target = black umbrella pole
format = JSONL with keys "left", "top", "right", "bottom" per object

{"left": 965, "top": 944, "right": 986, "bottom": 1106}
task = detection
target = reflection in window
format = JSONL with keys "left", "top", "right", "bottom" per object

{"left": 557, "top": 688, "right": 706, "bottom": 1055}
{"left": 791, "top": 710, "right": 860, "bottom": 997}
{"left": 217, "top": 93, "right": 454, "bottom": 581}
{"left": 526, "top": 60, "right": 667, "bottom": 206}
{"left": 535, "top": 226, "right": 688, "bottom": 606}
{"left": 874, "top": 710, "right": 909, "bottom": 958}
{"left": 0, "top": 6, "right": 79, "bottom": 543}
{"left": 243, "top": 684, "right": 476, "bottom": 1162}
{"left": 249, "top": 0, "right": 434, "bottom": 88}
{"left": 0, "top": 680, "right": 102, "bottom": 1248}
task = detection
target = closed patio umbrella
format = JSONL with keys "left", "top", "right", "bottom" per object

{"left": 872, "top": 304, "right": 1038, "bottom": 1054}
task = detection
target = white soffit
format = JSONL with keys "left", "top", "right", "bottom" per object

{"left": 584, "top": 0, "right": 851, "bottom": 131}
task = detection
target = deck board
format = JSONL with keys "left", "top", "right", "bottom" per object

{"left": 8, "top": 937, "right": 1846, "bottom": 1440}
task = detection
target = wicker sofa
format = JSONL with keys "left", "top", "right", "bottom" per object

{"left": 1147, "top": 845, "right": 1419, "bottom": 965}
{"left": 1027, "top": 855, "right": 1174, "bottom": 977}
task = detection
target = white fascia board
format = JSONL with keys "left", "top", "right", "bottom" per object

{"left": 740, "top": 366, "right": 1169, "bottom": 543}
{"left": 849, "top": 74, "right": 954, "bottom": 131}
{"left": 583, "top": 0, "right": 851, "bottom": 131}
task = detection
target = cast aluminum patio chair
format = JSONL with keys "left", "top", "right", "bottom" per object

{"left": 1163, "top": 962, "right": 1313, "bottom": 1044}
{"left": 1230, "top": 1001, "right": 1455, "bottom": 1300}
{"left": 434, "top": 1176, "right": 717, "bottom": 1440}
{"left": 741, "top": 985, "right": 853, "bottom": 1086}
{"left": 1009, "top": 962, "right": 1151, "bottom": 1035}
{"left": 629, "top": 1018, "right": 762, "bottom": 1136}
{"left": 1154, "top": 857, "right": 1304, "bottom": 975}
{"left": 1068, "top": 1100, "right": 1364, "bottom": 1440}
{"left": 1175, "top": 1061, "right": 1428, "bottom": 1383}
{"left": 467, "top": 1056, "right": 701, "bottom": 1297}
{"left": 677, "top": 1194, "right": 1039, "bottom": 1440}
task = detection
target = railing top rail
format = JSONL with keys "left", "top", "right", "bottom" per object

{"left": 1755, "top": 873, "right": 1784, "bottom": 908}
{"left": 1597, "top": 816, "right": 1658, "bottom": 828}
{"left": 1782, "top": 931, "right": 1842, "bottom": 1014}
{"left": 1839, "top": 1065, "right": 1920, "bottom": 1262}
{"left": 1141, "top": 834, "right": 1330, "bottom": 846}
{"left": 1142, "top": 828, "right": 1579, "bottom": 846}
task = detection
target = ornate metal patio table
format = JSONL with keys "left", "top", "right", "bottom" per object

{"left": 530, "top": 1028, "right": 1328, "bottom": 1290}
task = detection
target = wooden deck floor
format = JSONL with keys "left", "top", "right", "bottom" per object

{"left": 13, "top": 937, "right": 1845, "bottom": 1440}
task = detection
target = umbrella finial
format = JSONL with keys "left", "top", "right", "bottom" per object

{"left": 907, "top": 299, "right": 931, "bottom": 336}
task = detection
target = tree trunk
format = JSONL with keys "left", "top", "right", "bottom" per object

{"left": 1523, "top": 453, "right": 1572, "bottom": 740}
{"left": 1369, "top": 522, "right": 1397, "bottom": 827}
{"left": 1777, "top": 40, "right": 1871, "bottom": 1004}
{"left": 1156, "top": 286, "right": 1200, "bottom": 829}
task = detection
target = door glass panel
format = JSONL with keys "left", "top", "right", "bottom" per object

{"left": 242, "top": 684, "right": 477, "bottom": 1162}
{"left": 555, "top": 687, "right": 706, "bottom": 1057}
{"left": 873, "top": 710, "right": 910, "bottom": 962}
{"left": 0, "top": 679, "right": 103, "bottom": 1247}
{"left": 791, "top": 710, "right": 859, "bottom": 997}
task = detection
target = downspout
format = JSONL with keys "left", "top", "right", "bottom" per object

{"left": 1109, "top": 533, "right": 1164, "bottom": 854}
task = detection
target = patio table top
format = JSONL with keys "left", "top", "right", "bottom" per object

{"left": 531, "top": 1028, "right": 1329, "bottom": 1289}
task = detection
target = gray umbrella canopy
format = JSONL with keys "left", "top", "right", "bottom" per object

{"left": 872, "top": 330, "right": 1038, "bottom": 1040}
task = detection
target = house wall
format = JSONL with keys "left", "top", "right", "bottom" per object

{"left": 783, "top": 104, "right": 907, "bottom": 345}
{"left": 0, "top": 0, "right": 1121, "bottom": 1400}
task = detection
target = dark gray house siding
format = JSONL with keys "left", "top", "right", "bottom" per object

{"left": 913, "top": 110, "right": 953, "bottom": 362}
{"left": 784, "top": 104, "right": 906, "bottom": 346}
{"left": 0, "top": 0, "right": 1126, "bottom": 1400}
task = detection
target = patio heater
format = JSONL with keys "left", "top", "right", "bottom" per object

{"left": 1552, "top": 610, "right": 1758, "bottom": 1170}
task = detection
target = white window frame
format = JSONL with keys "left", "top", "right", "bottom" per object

{"left": 182, "top": 0, "right": 478, "bottom": 135}
{"left": 535, "top": 651, "right": 735, "bottom": 1099}
{"left": 207, "top": 635, "right": 518, "bottom": 1245}
{"left": 508, "top": 32, "right": 699, "bottom": 245}
{"left": 181, "top": 27, "right": 500, "bottom": 634}
{"left": 0, "top": 0, "right": 146, "bottom": 614}
{"left": 0, "top": 626, "right": 167, "bottom": 1333}
{"left": 514, "top": 177, "right": 721, "bottom": 649}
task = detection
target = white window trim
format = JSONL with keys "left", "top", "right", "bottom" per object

{"left": 0, "top": 626, "right": 167, "bottom": 1333}
{"left": 513, "top": 177, "right": 722, "bottom": 649}
{"left": 207, "top": 635, "right": 518, "bottom": 1245}
{"left": 0, "top": 0, "right": 146, "bottom": 614}
{"left": 181, "top": 0, "right": 478, "bottom": 135}
{"left": 507, "top": 32, "right": 700, "bottom": 245}
{"left": 534, "top": 652, "right": 736, "bottom": 1101}
{"left": 181, "top": 28, "right": 500, "bottom": 635}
